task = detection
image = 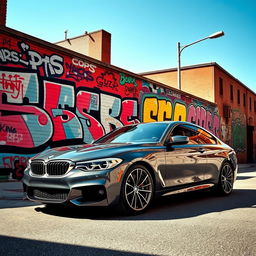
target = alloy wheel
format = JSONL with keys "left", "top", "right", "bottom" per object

{"left": 221, "top": 164, "right": 234, "bottom": 194}
{"left": 124, "top": 167, "right": 153, "bottom": 211}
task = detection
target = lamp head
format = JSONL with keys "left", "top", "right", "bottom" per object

{"left": 208, "top": 31, "right": 224, "bottom": 39}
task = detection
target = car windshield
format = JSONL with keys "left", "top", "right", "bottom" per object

{"left": 95, "top": 123, "right": 169, "bottom": 144}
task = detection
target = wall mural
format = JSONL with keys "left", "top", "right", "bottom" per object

{"left": 231, "top": 109, "right": 246, "bottom": 152}
{"left": 0, "top": 33, "right": 220, "bottom": 179}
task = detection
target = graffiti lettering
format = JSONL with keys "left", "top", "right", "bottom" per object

{"left": 173, "top": 102, "right": 187, "bottom": 121}
{"left": 125, "top": 85, "right": 138, "bottom": 97}
{"left": 120, "top": 99, "right": 139, "bottom": 125}
{"left": 100, "top": 94, "right": 123, "bottom": 133}
{"left": 0, "top": 42, "right": 64, "bottom": 77}
{"left": 187, "top": 104, "right": 220, "bottom": 136}
{"left": 43, "top": 81, "right": 83, "bottom": 142}
{"left": 0, "top": 73, "right": 24, "bottom": 99}
{"left": 142, "top": 95, "right": 219, "bottom": 136}
{"left": 76, "top": 90, "right": 104, "bottom": 142}
{"left": 143, "top": 97, "right": 172, "bottom": 122}
{"left": 120, "top": 72, "right": 138, "bottom": 87}
{"left": 0, "top": 123, "right": 17, "bottom": 133}
{"left": 65, "top": 63, "right": 94, "bottom": 82}
{"left": 142, "top": 81, "right": 165, "bottom": 95}
{"left": 96, "top": 71, "right": 118, "bottom": 90}
{"left": 3, "top": 155, "right": 30, "bottom": 180}
{"left": 72, "top": 58, "right": 96, "bottom": 73}
{"left": 7, "top": 133, "right": 23, "bottom": 143}
{"left": 0, "top": 71, "right": 39, "bottom": 104}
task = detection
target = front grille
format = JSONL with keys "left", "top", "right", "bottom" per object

{"left": 47, "top": 161, "right": 70, "bottom": 176}
{"left": 31, "top": 161, "right": 45, "bottom": 175}
{"left": 32, "top": 188, "right": 69, "bottom": 201}
{"left": 30, "top": 160, "right": 72, "bottom": 176}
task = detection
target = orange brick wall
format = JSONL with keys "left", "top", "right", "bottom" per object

{"left": 0, "top": 0, "right": 7, "bottom": 26}
{"left": 143, "top": 64, "right": 256, "bottom": 163}
{"left": 214, "top": 67, "right": 256, "bottom": 163}
{"left": 143, "top": 66, "right": 214, "bottom": 102}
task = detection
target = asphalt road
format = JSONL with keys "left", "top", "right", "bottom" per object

{"left": 0, "top": 165, "right": 255, "bottom": 256}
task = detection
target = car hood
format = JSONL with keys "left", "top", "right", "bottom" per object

{"left": 32, "top": 143, "right": 160, "bottom": 162}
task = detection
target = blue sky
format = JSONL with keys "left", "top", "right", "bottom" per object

{"left": 6, "top": 0, "right": 256, "bottom": 92}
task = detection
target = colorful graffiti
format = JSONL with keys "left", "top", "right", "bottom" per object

{"left": 0, "top": 33, "right": 221, "bottom": 179}
{"left": 0, "top": 70, "right": 139, "bottom": 147}
{"left": 1, "top": 154, "right": 31, "bottom": 179}
{"left": 141, "top": 82, "right": 220, "bottom": 136}
{"left": 231, "top": 109, "right": 246, "bottom": 152}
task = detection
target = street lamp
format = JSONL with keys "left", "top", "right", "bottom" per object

{"left": 177, "top": 31, "right": 224, "bottom": 90}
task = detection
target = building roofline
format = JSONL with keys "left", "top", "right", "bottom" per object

{"left": 139, "top": 62, "right": 256, "bottom": 96}
{"left": 54, "top": 29, "right": 110, "bottom": 44}
{"left": 139, "top": 62, "right": 215, "bottom": 75}
{"left": 0, "top": 25, "right": 218, "bottom": 106}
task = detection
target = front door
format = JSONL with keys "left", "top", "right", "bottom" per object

{"left": 163, "top": 124, "right": 208, "bottom": 188}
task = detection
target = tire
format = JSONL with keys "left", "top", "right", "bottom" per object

{"left": 118, "top": 164, "right": 154, "bottom": 215}
{"left": 214, "top": 162, "right": 234, "bottom": 196}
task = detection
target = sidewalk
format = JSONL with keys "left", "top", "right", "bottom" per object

{"left": 0, "top": 181, "right": 38, "bottom": 209}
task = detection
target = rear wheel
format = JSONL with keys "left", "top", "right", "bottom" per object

{"left": 119, "top": 165, "right": 154, "bottom": 215}
{"left": 215, "top": 162, "right": 234, "bottom": 195}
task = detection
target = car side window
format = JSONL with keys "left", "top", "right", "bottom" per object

{"left": 171, "top": 124, "right": 217, "bottom": 145}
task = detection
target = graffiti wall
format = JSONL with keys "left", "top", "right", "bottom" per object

{"left": 141, "top": 81, "right": 220, "bottom": 136}
{"left": 231, "top": 109, "right": 246, "bottom": 152}
{"left": 0, "top": 30, "right": 220, "bottom": 178}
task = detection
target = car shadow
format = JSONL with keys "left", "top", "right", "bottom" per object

{"left": 35, "top": 188, "right": 256, "bottom": 221}
{"left": 0, "top": 235, "right": 155, "bottom": 256}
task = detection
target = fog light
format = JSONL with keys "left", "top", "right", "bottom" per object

{"left": 81, "top": 185, "right": 106, "bottom": 202}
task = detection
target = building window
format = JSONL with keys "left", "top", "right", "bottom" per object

{"left": 219, "top": 78, "right": 223, "bottom": 96}
{"left": 237, "top": 89, "right": 240, "bottom": 105}
{"left": 243, "top": 93, "right": 246, "bottom": 107}
{"left": 249, "top": 97, "right": 252, "bottom": 111}
{"left": 254, "top": 100, "right": 256, "bottom": 112}
{"left": 230, "top": 84, "right": 233, "bottom": 101}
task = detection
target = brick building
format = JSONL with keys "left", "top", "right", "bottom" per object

{"left": 0, "top": 26, "right": 221, "bottom": 179}
{"left": 0, "top": 0, "right": 254, "bottom": 181}
{"left": 141, "top": 63, "right": 256, "bottom": 163}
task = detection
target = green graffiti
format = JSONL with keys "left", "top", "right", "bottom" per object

{"left": 120, "top": 72, "right": 138, "bottom": 87}
{"left": 232, "top": 110, "right": 246, "bottom": 152}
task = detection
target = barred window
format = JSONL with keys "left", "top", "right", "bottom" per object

{"left": 230, "top": 84, "right": 233, "bottom": 101}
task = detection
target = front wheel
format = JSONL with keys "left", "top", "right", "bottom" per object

{"left": 215, "top": 162, "right": 234, "bottom": 196}
{"left": 119, "top": 165, "right": 154, "bottom": 215}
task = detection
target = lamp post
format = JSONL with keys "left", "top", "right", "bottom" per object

{"left": 177, "top": 31, "right": 224, "bottom": 90}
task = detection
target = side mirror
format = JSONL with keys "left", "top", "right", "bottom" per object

{"left": 168, "top": 135, "right": 189, "bottom": 146}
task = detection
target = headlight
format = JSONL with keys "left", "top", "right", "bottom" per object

{"left": 76, "top": 158, "right": 122, "bottom": 171}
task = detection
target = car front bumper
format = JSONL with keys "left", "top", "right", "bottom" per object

{"left": 23, "top": 165, "right": 126, "bottom": 207}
